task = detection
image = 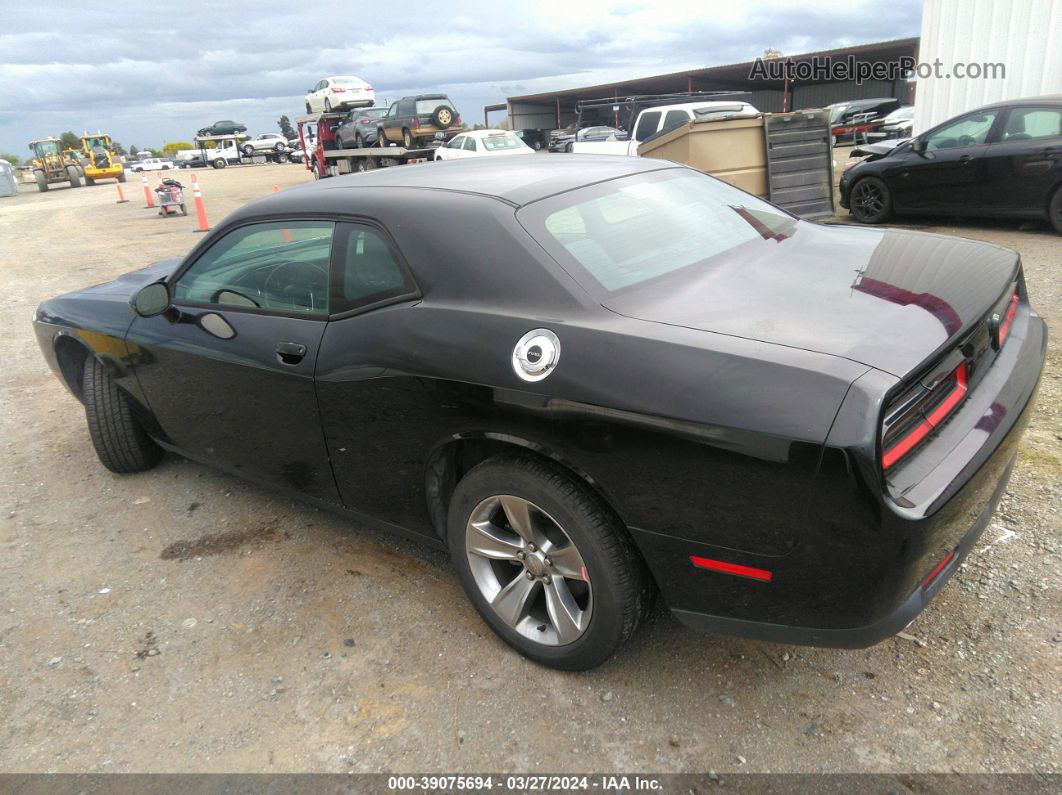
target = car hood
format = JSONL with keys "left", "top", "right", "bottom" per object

{"left": 73, "top": 258, "right": 181, "bottom": 300}
{"left": 602, "top": 223, "right": 1018, "bottom": 378}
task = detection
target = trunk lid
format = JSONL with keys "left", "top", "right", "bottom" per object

{"left": 602, "top": 223, "right": 1019, "bottom": 377}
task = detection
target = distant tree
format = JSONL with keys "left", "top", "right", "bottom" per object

{"left": 277, "top": 115, "right": 295, "bottom": 139}
{"left": 163, "top": 142, "right": 193, "bottom": 155}
{"left": 129, "top": 145, "right": 139, "bottom": 156}
{"left": 58, "top": 131, "right": 81, "bottom": 150}
{"left": 471, "top": 123, "right": 487, "bottom": 130}
{"left": 110, "top": 141, "right": 127, "bottom": 155}
{"left": 0, "top": 153, "right": 19, "bottom": 166}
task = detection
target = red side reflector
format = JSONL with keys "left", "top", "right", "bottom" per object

{"left": 882, "top": 361, "right": 968, "bottom": 470}
{"left": 921, "top": 549, "right": 955, "bottom": 589}
{"left": 998, "top": 290, "right": 1019, "bottom": 346}
{"left": 690, "top": 556, "right": 773, "bottom": 582}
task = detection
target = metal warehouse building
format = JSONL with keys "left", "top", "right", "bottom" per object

{"left": 488, "top": 38, "right": 919, "bottom": 132}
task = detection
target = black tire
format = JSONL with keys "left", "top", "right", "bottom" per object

{"left": 274, "top": 142, "right": 285, "bottom": 152}
{"left": 212, "top": 158, "right": 226, "bottom": 169}
{"left": 376, "top": 129, "right": 387, "bottom": 148}
{"left": 82, "top": 356, "right": 162, "bottom": 474}
{"left": 447, "top": 454, "right": 652, "bottom": 671}
{"left": 242, "top": 144, "right": 255, "bottom": 156}
{"left": 324, "top": 98, "right": 332, "bottom": 112}
{"left": 181, "top": 204, "right": 187, "bottom": 216}
{"left": 305, "top": 102, "right": 312, "bottom": 114}
{"left": 85, "top": 175, "right": 96, "bottom": 186}
{"left": 34, "top": 170, "right": 48, "bottom": 191}
{"left": 117, "top": 169, "right": 127, "bottom": 183}
{"left": 430, "top": 105, "right": 454, "bottom": 129}
{"left": 67, "top": 165, "right": 81, "bottom": 188}
{"left": 850, "top": 175, "right": 893, "bottom": 224}
{"left": 1049, "top": 186, "right": 1062, "bottom": 234}
{"left": 402, "top": 129, "right": 414, "bottom": 149}
{"left": 532, "top": 139, "right": 543, "bottom": 151}
{"left": 354, "top": 133, "right": 363, "bottom": 148}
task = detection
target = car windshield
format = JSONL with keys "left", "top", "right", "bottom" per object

{"left": 362, "top": 109, "right": 387, "bottom": 119}
{"left": 520, "top": 170, "right": 797, "bottom": 294}
{"left": 885, "top": 106, "right": 915, "bottom": 122}
{"left": 481, "top": 133, "right": 523, "bottom": 151}
{"left": 416, "top": 99, "right": 455, "bottom": 115}
{"left": 828, "top": 104, "right": 850, "bottom": 123}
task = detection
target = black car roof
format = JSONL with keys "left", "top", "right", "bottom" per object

{"left": 978, "top": 94, "right": 1062, "bottom": 109}
{"left": 258, "top": 155, "right": 680, "bottom": 209}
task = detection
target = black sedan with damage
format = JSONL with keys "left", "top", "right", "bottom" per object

{"left": 33, "top": 156, "right": 1046, "bottom": 670}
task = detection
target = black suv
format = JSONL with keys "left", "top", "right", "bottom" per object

{"left": 378, "top": 95, "right": 462, "bottom": 149}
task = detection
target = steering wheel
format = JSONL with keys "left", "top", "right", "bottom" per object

{"left": 957, "top": 135, "right": 976, "bottom": 147}
{"left": 263, "top": 261, "right": 328, "bottom": 312}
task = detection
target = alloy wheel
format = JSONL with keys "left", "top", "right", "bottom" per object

{"left": 853, "top": 180, "right": 885, "bottom": 217}
{"left": 464, "top": 495, "right": 592, "bottom": 646}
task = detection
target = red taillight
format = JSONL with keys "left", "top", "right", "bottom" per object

{"left": 454, "top": 114, "right": 462, "bottom": 126}
{"left": 412, "top": 118, "right": 420, "bottom": 128}
{"left": 998, "top": 289, "right": 1019, "bottom": 347}
{"left": 331, "top": 87, "right": 344, "bottom": 93}
{"left": 690, "top": 555, "right": 773, "bottom": 582}
{"left": 882, "top": 361, "right": 968, "bottom": 470}
{"left": 358, "top": 117, "right": 369, "bottom": 124}
{"left": 365, "top": 85, "right": 373, "bottom": 91}
{"left": 921, "top": 549, "right": 955, "bottom": 589}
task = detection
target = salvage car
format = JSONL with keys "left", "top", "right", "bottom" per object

{"left": 33, "top": 156, "right": 1046, "bottom": 670}
{"left": 432, "top": 130, "right": 534, "bottom": 160}
{"left": 305, "top": 76, "right": 374, "bottom": 113}
{"left": 196, "top": 120, "right": 248, "bottom": 137}
{"left": 840, "top": 96, "right": 1062, "bottom": 232}
{"left": 241, "top": 133, "right": 290, "bottom": 156}
{"left": 335, "top": 107, "right": 389, "bottom": 148}
{"left": 378, "top": 94, "right": 461, "bottom": 149}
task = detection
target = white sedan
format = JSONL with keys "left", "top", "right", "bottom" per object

{"left": 127, "top": 158, "right": 175, "bottom": 172}
{"left": 241, "top": 133, "right": 290, "bottom": 155}
{"left": 433, "top": 129, "right": 535, "bottom": 161}
{"left": 304, "top": 76, "right": 374, "bottom": 113}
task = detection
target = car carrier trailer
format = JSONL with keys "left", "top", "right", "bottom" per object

{"left": 179, "top": 134, "right": 291, "bottom": 169}
{"left": 296, "top": 112, "right": 437, "bottom": 178}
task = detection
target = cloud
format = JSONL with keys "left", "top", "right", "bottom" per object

{"left": 0, "top": 0, "right": 921, "bottom": 152}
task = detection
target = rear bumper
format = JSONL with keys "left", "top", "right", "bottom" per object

{"left": 672, "top": 455, "right": 1010, "bottom": 648}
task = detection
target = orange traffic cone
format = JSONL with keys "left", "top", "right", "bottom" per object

{"left": 191, "top": 174, "right": 210, "bottom": 233}
{"left": 273, "top": 185, "right": 292, "bottom": 241}
{"left": 141, "top": 173, "right": 155, "bottom": 209}
{"left": 115, "top": 182, "right": 129, "bottom": 203}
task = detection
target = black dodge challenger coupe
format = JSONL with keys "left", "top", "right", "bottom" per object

{"left": 33, "top": 156, "right": 1046, "bottom": 670}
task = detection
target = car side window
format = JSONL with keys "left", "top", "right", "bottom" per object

{"left": 661, "top": 110, "right": 689, "bottom": 134}
{"left": 386, "top": 103, "right": 397, "bottom": 118}
{"left": 449, "top": 135, "right": 465, "bottom": 149}
{"left": 463, "top": 137, "right": 477, "bottom": 151}
{"left": 330, "top": 224, "right": 417, "bottom": 314}
{"left": 1001, "top": 108, "right": 1062, "bottom": 141}
{"left": 174, "top": 221, "right": 335, "bottom": 316}
{"left": 924, "top": 111, "right": 998, "bottom": 150}
{"left": 634, "top": 111, "right": 661, "bottom": 142}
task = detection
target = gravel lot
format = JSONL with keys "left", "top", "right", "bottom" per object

{"left": 0, "top": 163, "right": 1058, "bottom": 774}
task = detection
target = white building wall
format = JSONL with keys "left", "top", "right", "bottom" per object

{"left": 914, "top": 0, "right": 1062, "bottom": 134}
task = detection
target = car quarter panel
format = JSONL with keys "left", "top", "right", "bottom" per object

{"left": 312, "top": 189, "right": 869, "bottom": 560}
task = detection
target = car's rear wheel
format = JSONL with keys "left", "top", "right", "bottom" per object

{"left": 447, "top": 455, "right": 652, "bottom": 670}
{"left": 82, "top": 356, "right": 163, "bottom": 474}
{"left": 305, "top": 102, "right": 312, "bottom": 114}
{"left": 850, "top": 176, "right": 892, "bottom": 224}
{"left": 354, "top": 133, "right": 363, "bottom": 148}
{"left": 1048, "top": 186, "right": 1062, "bottom": 234}
{"left": 402, "top": 129, "right": 414, "bottom": 149}
{"left": 324, "top": 98, "right": 333, "bottom": 113}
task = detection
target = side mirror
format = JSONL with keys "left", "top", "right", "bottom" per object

{"left": 911, "top": 137, "right": 927, "bottom": 153}
{"left": 132, "top": 282, "right": 170, "bottom": 317}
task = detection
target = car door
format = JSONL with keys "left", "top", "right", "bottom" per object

{"left": 126, "top": 219, "right": 342, "bottom": 502}
{"left": 980, "top": 105, "right": 1062, "bottom": 213}
{"left": 886, "top": 109, "right": 999, "bottom": 211}
{"left": 463, "top": 136, "right": 478, "bottom": 157}
{"left": 442, "top": 135, "right": 465, "bottom": 159}
{"left": 312, "top": 222, "right": 426, "bottom": 530}
{"left": 381, "top": 103, "right": 399, "bottom": 141}
{"left": 310, "top": 81, "right": 325, "bottom": 111}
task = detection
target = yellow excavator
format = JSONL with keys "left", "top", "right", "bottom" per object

{"left": 28, "top": 137, "right": 82, "bottom": 191}
{"left": 79, "top": 132, "right": 126, "bottom": 185}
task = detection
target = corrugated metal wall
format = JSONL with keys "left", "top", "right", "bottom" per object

{"left": 915, "top": 0, "right": 1062, "bottom": 134}
{"left": 792, "top": 79, "right": 909, "bottom": 109}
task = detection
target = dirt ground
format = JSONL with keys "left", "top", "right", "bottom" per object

{"left": 0, "top": 163, "right": 1059, "bottom": 775}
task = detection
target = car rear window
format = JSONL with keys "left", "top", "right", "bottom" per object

{"left": 519, "top": 169, "right": 796, "bottom": 295}
{"left": 416, "top": 99, "right": 454, "bottom": 115}
{"left": 481, "top": 133, "right": 523, "bottom": 151}
{"left": 333, "top": 77, "right": 365, "bottom": 85}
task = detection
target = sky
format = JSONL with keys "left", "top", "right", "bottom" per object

{"left": 0, "top": 0, "right": 923, "bottom": 157}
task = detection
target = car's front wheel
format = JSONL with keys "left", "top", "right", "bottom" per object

{"left": 447, "top": 455, "right": 652, "bottom": 670}
{"left": 850, "top": 176, "right": 893, "bottom": 224}
{"left": 82, "top": 356, "right": 163, "bottom": 474}
{"left": 242, "top": 145, "right": 254, "bottom": 156}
